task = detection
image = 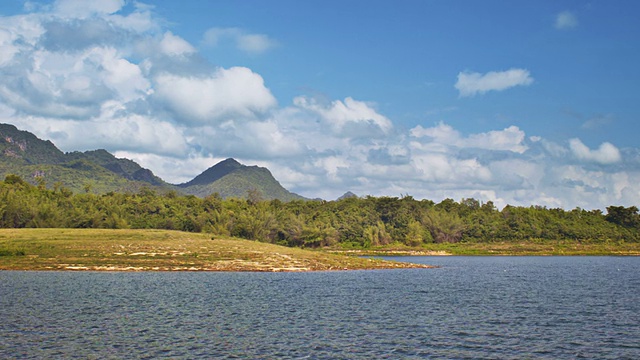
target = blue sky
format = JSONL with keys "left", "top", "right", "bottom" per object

{"left": 0, "top": 0, "right": 639, "bottom": 209}
{"left": 157, "top": 0, "right": 640, "bottom": 147}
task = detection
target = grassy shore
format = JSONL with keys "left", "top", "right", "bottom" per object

{"left": 334, "top": 240, "right": 640, "bottom": 256}
{"left": 2, "top": 229, "right": 637, "bottom": 272}
{"left": 0, "top": 228, "right": 432, "bottom": 272}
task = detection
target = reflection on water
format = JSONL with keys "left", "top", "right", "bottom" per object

{"left": 1, "top": 256, "right": 639, "bottom": 359}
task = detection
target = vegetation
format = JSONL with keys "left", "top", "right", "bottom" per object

{"left": 1, "top": 175, "right": 638, "bottom": 256}
{"left": 0, "top": 228, "right": 430, "bottom": 271}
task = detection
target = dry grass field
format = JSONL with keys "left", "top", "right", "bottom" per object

{"left": 0, "top": 228, "right": 431, "bottom": 271}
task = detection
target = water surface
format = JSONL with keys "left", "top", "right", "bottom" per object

{"left": 1, "top": 256, "right": 638, "bottom": 359}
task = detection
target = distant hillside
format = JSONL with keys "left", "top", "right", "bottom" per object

{"left": 0, "top": 123, "right": 306, "bottom": 201}
{"left": 66, "top": 149, "right": 166, "bottom": 186}
{"left": 0, "top": 123, "right": 173, "bottom": 194}
{"left": 179, "top": 158, "right": 243, "bottom": 187}
{"left": 0, "top": 123, "right": 66, "bottom": 164}
{"left": 179, "top": 158, "right": 305, "bottom": 201}
{"left": 338, "top": 191, "right": 358, "bottom": 200}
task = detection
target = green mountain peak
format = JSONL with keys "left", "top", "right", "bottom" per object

{"left": 179, "top": 158, "right": 242, "bottom": 187}
{"left": 179, "top": 158, "right": 305, "bottom": 201}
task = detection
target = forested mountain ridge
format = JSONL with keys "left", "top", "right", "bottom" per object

{"left": 0, "top": 123, "right": 305, "bottom": 201}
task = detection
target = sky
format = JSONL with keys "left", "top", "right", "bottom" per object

{"left": 0, "top": 0, "right": 639, "bottom": 209}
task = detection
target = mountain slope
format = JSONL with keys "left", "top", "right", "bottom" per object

{"left": 0, "top": 123, "right": 66, "bottom": 164}
{"left": 0, "top": 123, "right": 306, "bottom": 201}
{"left": 179, "top": 159, "right": 305, "bottom": 201}
{"left": 0, "top": 123, "right": 173, "bottom": 194}
{"left": 178, "top": 158, "right": 243, "bottom": 187}
{"left": 66, "top": 149, "right": 167, "bottom": 186}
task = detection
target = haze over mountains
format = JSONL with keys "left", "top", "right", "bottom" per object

{"left": 0, "top": 123, "right": 305, "bottom": 201}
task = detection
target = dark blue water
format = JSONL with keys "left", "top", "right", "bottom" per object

{"left": 1, "top": 257, "right": 639, "bottom": 359}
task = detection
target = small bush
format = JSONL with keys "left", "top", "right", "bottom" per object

{"left": 0, "top": 249, "right": 26, "bottom": 256}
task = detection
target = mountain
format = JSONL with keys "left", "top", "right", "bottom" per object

{"left": 337, "top": 191, "right": 358, "bottom": 200}
{"left": 66, "top": 149, "right": 166, "bottom": 186}
{"left": 179, "top": 158, "right": 243, "bottom": 187}
{"left": 0, "top": 123, "right": 306, "bottom": 201}
{"left": 0, "top": 123, "right": 66, "bottom": 164}
{"left": 179, "top": 158, "right": 305, "bottom": 201}
{"left": 0, "top": 123, "right": 173, "bottom": 194}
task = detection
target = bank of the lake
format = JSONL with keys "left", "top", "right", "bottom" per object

{"left": 2, "top": 229, "right": 639, "bottom": 272}
{"left": 333, "top": 240, "right": 640, "bottom": 256}
{"left": 0, "top": 228, "right": 430, "bottom": 271}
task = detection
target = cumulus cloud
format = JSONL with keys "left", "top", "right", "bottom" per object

{"left": 0, "top": 29, "right": 23, "bottom": 66}
{"left": 410, "top": 123, "right": 527, "bottom": 153}
{"left": 159, "top": 31, "right": 196, "bottom": 57}
{"left": 555, "top": 11, "right": 578, "bottom": 30}
{"left": 569, "top": 138, "right": 621, "bottom": 164}
{"left": 0, "top": 45, "right": 150, "bottom": 119}
{"left": 294, "top": 96, "right": 392, "bottom": 137}
{"left": 154, "top": 67, "right": 277, "bottom": 123}
{"left": 202, "top": 27, "right": 277, "bottom": 54}
{"left": 466, "top": 126, "right": 528, "bottom": 153}
{"left": 455, "top": 68, "right": 533, "bottom": 97}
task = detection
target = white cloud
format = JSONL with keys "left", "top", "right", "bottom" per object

{"left": 0, "top": 46, "right": 150, "bottom": 119}
{"left": 202, "top": 27, "right": 277, "bottom": 54}
{"left": 237, "top": 34, "right": 276, "bottom": 54}
{"left": 555, "top": 11, "right": 578, "bottom": 30}
{"left": 154, "top": 67, "right": 277, "bottom": 123}
{"left": 159, "top": 31, "right": 196, "bottom": 57}
{"left": 0, "top": 29, "right": 20, "bottom": 66}
{"left": 294, "top": 96, "right": 392, "bottom": 137}
{"left": 8, "top": 113, "right": 188, "bottom": 157}
{"left": 410, "top": 123, "right": 527, "bottom": 153}
{"left": 185, "top": 119, "right": 305, "bottom": 160}
{"left": 539, "top": 138, "right": 569, "bottom": 158}
{"left": 582, "top": 114, "right": 613, "bottom": 130}
{"left": 109, "top": 4, "right": 157, "bottom": 33}
{"left": 466, "top": 126, "right": 528, "bottom": 153}
{"left": 411, "top": 153, "right": 491, "bottom": 184}
{"left": 569, "top": 138, "right": 621, "bottom": 164}
{"left": 94, "top": 47, "right": 151, "bottom": 102}
{"left": 240, "top": 120, "right": 303, "bottom": 156}
{"left": 53, "top": 0, "right": 125, "bottom": 18}
{"left": 455, "top": 68, "right": 533, "bottom": 97}
{"left": 410, "top": 122, "right": 460, "bottom": 144}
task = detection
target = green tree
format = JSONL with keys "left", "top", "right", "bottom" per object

{"left": 605, "top": 206, "right": 640, "bottom": 228}
{"left": 422, "top": 209, "right": 465, "bottom": 243}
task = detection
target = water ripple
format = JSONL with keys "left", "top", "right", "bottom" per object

{"left": 1, "top": 257, "right": 639, "bottom": 359}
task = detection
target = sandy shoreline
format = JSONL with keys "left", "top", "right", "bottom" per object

{"left": 328, "top": 249, "right": 452, "bottom": 256}
{"left": 3, "top": 260, "right": 434, "bottom": 272}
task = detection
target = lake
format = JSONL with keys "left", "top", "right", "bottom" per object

{"left": 1, "top": 256, "right": 639, "bottom": 359}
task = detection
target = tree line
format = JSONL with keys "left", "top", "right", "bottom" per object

{"left": 1, "top": 174, "right": 638, "bottom": 247}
